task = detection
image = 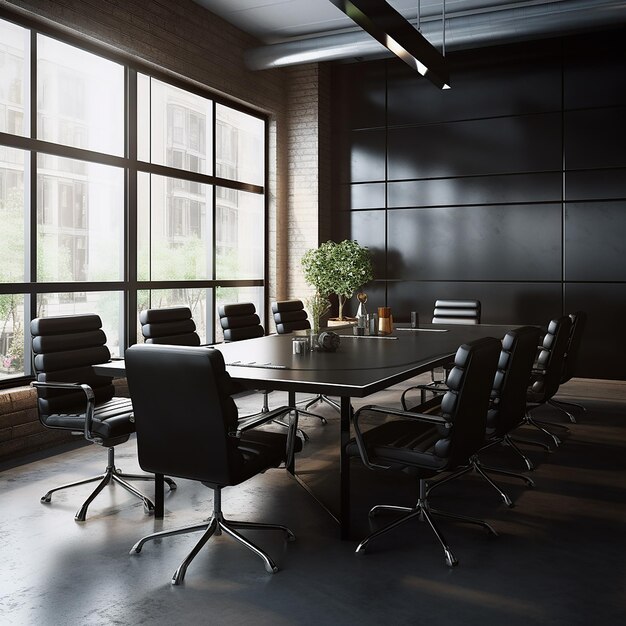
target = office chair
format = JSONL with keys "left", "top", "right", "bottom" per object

{"left": 125, "top": 343, "right": 302, "bottom": 584}
{"left": 272, "top": 299, "right": 338, "bottom": 415}
{"left": 30, "top": 314, "right": 175, "bottom": 521}
{"left": 516, "top": 316, "right": 573, "bottom": 451}
{"left": 139, "top": 306, "right": 202, "bottom": 346}
{"left": 347, "top": 337, "right": 501, "bottom": 567}
{"left": 414, "top": 326, "right": 541, "bottom": 507}
{"left": 547, "top": 311, "right": 587, "bottom": 422}
{"left": 401, "top": 299, "right": 482, "bottom": 406}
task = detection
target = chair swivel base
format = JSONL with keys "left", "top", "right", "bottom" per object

{"left": 303, "top": 394, "right": 340, "bottom": 413}
{"left": 355, "top": 481, "right": 497, "bottom": 567}
{"left": 40, "top": 446, "right": 176, "bottom": 522}
{"left": 130, "top": 487, "right": 295, "bottom": 585}
{"left": 425, "top": 454, "right": 534, "bottom": 509}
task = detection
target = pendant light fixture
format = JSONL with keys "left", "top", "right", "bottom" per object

{"left": 328, "top": 0, "right": 450, "bottom": 89}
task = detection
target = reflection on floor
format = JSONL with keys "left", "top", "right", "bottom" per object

{"left": 1, "top": 375, "right": 625, "bottom": 626}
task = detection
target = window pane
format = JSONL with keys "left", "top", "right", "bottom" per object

{"left": 0, "top": 293, "right": 25, "bottom": 379}
{"left": 215, "top": 286, "right": 264, "bottom": 343}
{"left": 36, "top": 291, "right": 123, "bottom": 357}
{"left": 0, "top": 147, "right": 25, "bottom": 282}
{"left": 137, "top": 172, "right": 213, "bottom": 281}
{"left": 137, "top": 288, "right": 208, "bottom": 344}
{"left": 138, "top": 75, "right": 213, "bottom": 175}
{"left": 216, "top": 188, "right": 263, "bottom": 280}
{"left": 0, "top": 18, "right": 28, "bottom": 137}
{"left": 37, "top": 35, "right": 124, "bottom": 156}
{"left": 216, "top": 104, "right": 264, "bottom": 186}
{"left": 37, "top": 155, "right": 124, "bottom": 281}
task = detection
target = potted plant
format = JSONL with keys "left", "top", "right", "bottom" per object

{"left": 301, "top": 239, "right": 374, "bottom": 323}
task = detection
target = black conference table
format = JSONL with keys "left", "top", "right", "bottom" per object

{"left": 95, "top": 323, "right": 511, "bottom": 538}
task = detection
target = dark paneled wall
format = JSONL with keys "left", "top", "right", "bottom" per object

{"left": 332, "top": 30, "right": 626, "bottom": 379}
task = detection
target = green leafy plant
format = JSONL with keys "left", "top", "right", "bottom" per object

{"left": 304, "top": 292, "right": 331, "bottom": 334}
{"left": 301, "top": 240, "right": 373, "bottom": 321}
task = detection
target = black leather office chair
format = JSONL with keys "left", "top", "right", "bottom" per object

{"left": 125, "top": 343, "right": 302, "bottom": 585}
{"left": 347, "top": 337, "right": 501, "bottom": 567}
{"left": 402, "top": 299, "right": 482, "bottom": 405}
{"left": 416, "top": 326, "right": 541, "bottom": 507}
{"left": 139, "top": 306, "right": 202, "bottom": 346}
{"left": 30, "top": 314, "right": 175, "bottom": 521}
{"left": 547, "top": 310, "right": 587, "bottom": 422}
{"left": 518, "top": 316, "right": 573, "bottom": 450}
{"left": 218, "top": 302, "right": 264, "bottom": 342}
{"left": 271, "top": 299, "right": 311, "bottom": 334}
{"left": 272, "top": 299, "right": 338, "bottom": 415}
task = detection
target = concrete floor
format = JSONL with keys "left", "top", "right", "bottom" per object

{"left": 1, "top": 376, "right": 625, "bottom": 626}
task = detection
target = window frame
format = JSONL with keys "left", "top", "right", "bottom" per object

{"left": 0, "top": 8, "right": 268, "bottom": 388}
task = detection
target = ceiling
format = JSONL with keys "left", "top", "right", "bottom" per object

{"left": 191, "top": 1, "right": 626, "bottom": 68}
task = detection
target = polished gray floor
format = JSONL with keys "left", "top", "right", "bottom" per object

{"left": 1, "top": 376, "right": 625, "bottom": 626}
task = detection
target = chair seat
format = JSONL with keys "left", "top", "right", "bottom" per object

{"left": 346, "top": 419, "right": 446, "bottom": 475}
{"left": 43, "top": 397, "right": 135, "bottom": 441}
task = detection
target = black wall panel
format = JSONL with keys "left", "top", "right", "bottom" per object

{"left": 564, "top": 107, "right": 626, "bottom": 170}
{"left": 563, "top": 28, "right": 626, "bottom": 110}
{"left": 347, "top": 129, "right": 386, "bottom": 182}
{"left": 387, "top": 44, "right": 561, "bottom": 126}
{"left": 388, "top": 172, "right": 562, "bottom": 208}
{"left": 566, "top": 169, "right": 626, "bottom": 201}
{"left": 350, "top": 210, "right": 386, "bottom": 279}
{"left": 387, "top": 205, "right": 562, "bottom": 281}
{"left": 565, "top": 202, "right": 626, "bottom": 281}
{"left": 387, "top": 113, "right": 562, "bottom": 180}
{"left": 565, "top": 283, "right": 626, "bottom": 379}
{"left": 387, "top": 281, "right": 562, "bottom": 326}
{"left": 350, "top": 183, "right": 386, "bottom": 209}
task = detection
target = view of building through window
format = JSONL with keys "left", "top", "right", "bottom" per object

{"left": 0, "top": 16, "right": 266, "bottom": 382}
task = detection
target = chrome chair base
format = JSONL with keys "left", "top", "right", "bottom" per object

{"left": 523, "top": 413, "right": 561, "bottom": 448}
{"left": 40, "top": 447, "right": 175, "bottom": 521}
{"left": 547, "top": 399, "right": 579, "bottom": 423}
{"left": 355, "top": 480, "right": 497, "bottom": 567}
{"left": 425, "top": 454, "right": 534, "bottom": 508}
{"left": 303, "top": 394, "right": 340, "bottom": 413}
{"left": 130, "top": 487, "right": 295, "bottom": 584}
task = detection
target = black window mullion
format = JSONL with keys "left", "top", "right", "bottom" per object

{"left": 126, "top": 67, "right": 138, "bottom": 349}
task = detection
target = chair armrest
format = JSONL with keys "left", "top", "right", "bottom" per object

{"left": 31, "top": 381, "right": 96, "bottom": 441}
{"left": 229, "top": 405, "right": 300, "bottom": 468}
{"left": 352, "top": 404, "right": 450, "bottom": 471}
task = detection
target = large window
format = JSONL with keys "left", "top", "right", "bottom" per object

{"left": 0, "top": 16, "right": 266, "bottom": 385}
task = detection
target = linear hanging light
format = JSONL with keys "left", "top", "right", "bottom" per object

{"left": 328, "top": 0, "right": 450, "bottom": 89}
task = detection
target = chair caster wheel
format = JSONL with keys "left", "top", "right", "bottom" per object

{"left": 41, "top": 494, "right": 52, "bottom": 503}
{"left": 286, "top": 530, "right": 296, "bottom": 542}
{"left": 265, "top": 564, "right": 279, "bottom": 574}
{"left": 444, "top": 549, "right": 458, "bottom": 567}
{"left": 143, "top": 499, "right": 155, "bottom": 514}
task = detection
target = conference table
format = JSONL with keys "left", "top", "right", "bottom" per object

{"left": 95, "top": 323, "right": 511, "bottom": 539}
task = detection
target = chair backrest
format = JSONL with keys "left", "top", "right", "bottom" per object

{"left": 30, "top": 314, "right": 115, "bottom": 418}
{"left": 125, "top": 344, "right": 242, "bottom": 486}
{"left": 530, "top": 316, "right": 573, "bottom": 401}
{"left": 432, "top": 299, "right": 481, "bottom": 325}
{"left": 139, "top": 306, "right": 201, "bottom": 346}
{"left": 487, "top": 326, "right": 542, "bottom": 437}
{"left": 218, "top": 302, "right": 264, "bottom": 342}
{"left": 435, "top": 336, "right": 501, "bottom": 466}
{"left": 272, "top": 300, "right": 311, "bottom": 334}
{"left": 560, "top": 310, "right": 587, "bottom": 384}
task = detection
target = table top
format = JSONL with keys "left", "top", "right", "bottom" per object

{"left": 96, "top": 323, "right": 513, "bottom": 398}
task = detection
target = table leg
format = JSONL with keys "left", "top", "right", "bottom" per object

{"left": 155, "top": 473, "right": 164, "bottom": 519}
{"left": 287, "top": 391, "right": 296, "bottom": 475}
{"left": 340, "top": 396, "right": 352, "bottom": 540}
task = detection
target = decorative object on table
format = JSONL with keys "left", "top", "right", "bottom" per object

{"left": 369, "top": 313, "right": 378, "bottom": 335}
{"left": 378, "top": 307, "right": 393, "bottom": 335}
{"left": 301, "top": 239, "right": 373, "bottom": 323}
{"left": 304, "top": 291, "right": 331, "bottom": 347}
{"left": 356, "top": 291, "right": 368, "bottom": 319}
{"left": 317, "top": 330, "right": 341, "bottom": 352}
{"left": 292, "top": 337, "right": 310, "bottom": 355}
{"left": 411, "top": 311, "right": 419, "bottom": 328}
